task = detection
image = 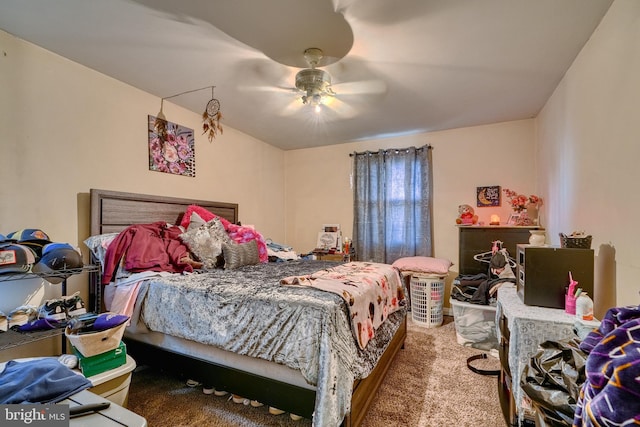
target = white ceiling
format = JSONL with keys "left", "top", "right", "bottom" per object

{"left": 0, "top": 0, "right": 613, "bottom": 150}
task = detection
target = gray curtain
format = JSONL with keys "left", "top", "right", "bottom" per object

{"left": 352, "top": 145, "right": 433, "bottom": 264}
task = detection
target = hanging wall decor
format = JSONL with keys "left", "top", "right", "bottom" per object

{"left": 148, "top": 115, "right": 195, "bottom": 177}
{"left": 154, "top": 85, "right": 223, "bottom": 144}
{"left": 202, "top": 86, "right": 223, "bottom": 142}
{"left": 477, "top": 185, "right": 501, "bottom": 207}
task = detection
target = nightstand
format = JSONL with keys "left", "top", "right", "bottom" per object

{"left": 314, "top": 252, "right": 352, "bottom": 262}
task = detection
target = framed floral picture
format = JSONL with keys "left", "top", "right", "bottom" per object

{"left": 148, "top": 115, "right": 195, "bottom": 177}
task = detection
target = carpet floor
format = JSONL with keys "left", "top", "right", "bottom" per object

{"left": 126, "top": 316, "right": 505, "bottom": 426}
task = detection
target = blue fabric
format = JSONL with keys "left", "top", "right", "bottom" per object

{"left": 352, "top": 145, "right": 433, "bottom": 264}
{"left": 0, "top": 358, "right": 92, "bottom": 404}
{"left": 265, "top": 238, "right": 292, "bottom": 252}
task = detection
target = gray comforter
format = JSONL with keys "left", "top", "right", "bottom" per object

{"left": 129, "top": 260, "right": 406, "bottom": 427}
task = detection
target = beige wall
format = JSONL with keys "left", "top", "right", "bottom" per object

{"left": 421, "top": 120, "right": 536, "bottom": 270}
{"left": 284, "top": 119, "right": 537, "bottom": 281}
{"left": 536, "top": 0, "right": 640, "bottom": 316}
{"left": 0, "top": 30, "right": 285, "bottom": 358}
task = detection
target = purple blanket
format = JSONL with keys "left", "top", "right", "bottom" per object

{"left": 573, "top": 306, "right": 640, "bottom": 426}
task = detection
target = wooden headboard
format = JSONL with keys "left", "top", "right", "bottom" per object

{"left": 88, "top": 189, "right": 238, "bottom": 311}
{"left": 90, "top": 189, "right": 239, "bottom": 236}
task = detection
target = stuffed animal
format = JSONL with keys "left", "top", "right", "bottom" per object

{"left": 456, "top": 204, "right": 478, "bottom": 225}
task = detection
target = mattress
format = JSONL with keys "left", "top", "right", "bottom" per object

{"left": 123, "top": 260, "right": 406, "bottom": 426}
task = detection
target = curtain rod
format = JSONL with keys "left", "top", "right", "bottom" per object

{"left": 349, "top": 144, "right": 432, "bottom": 157}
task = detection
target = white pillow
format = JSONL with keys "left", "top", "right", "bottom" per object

{"left": 83, "top": 233, "right": 119, "bottom": 264}
{"left": 83, "top": 232, "right": 132, "bottom": 279}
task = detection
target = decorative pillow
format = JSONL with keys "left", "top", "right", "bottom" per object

{"left": 222, "top": 240, "right": 260, "bottom": 269}
{"left": 179, "top": 217, "right": 231, "bottom": 269}
{"left": 180, "top": 205, "right": 232, "bottom": 230}
{"left": 186, "top": 211, "right": 206, "bottom": 231}
{"left": 226, "top": 225, "right": 269, "bottom": 263}
{"left": 83, "top": 232, "right": 132, "bottom": 278}
{"left": 182, "top": 206, "right": 269, "bottom": 264}
{"left": 83, "top": 233, "right": 119, "bottom": 264}
{"left": 392, "top": 256, "right": 453, "bottom": 275}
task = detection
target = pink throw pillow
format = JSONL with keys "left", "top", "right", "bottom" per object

{"left": 392, "top": 256, "right": 452, "bottom": 274}
{"left": 180, "top": 205, "right": 268, "bottom": 263}
{"left": 180, "top": 205, "right": 232, "bottom": 229}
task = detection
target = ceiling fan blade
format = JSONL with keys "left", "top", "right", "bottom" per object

{"left": 323, "top": 96, "right": 357, "bottom": 119}
{"left": 234, "top": 57, "right": 294, "bottom": 91}
{"left": 237, "top": 84, "right": 297, "bottom": 93}
{"left": 280, "top": 97, "right": 304, "bottom": 117}
{"left": 331, "top": 79, "right": 387, "bottom": 95}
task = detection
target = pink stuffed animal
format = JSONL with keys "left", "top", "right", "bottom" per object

{"left": 456, "top": 204, "right": 478, "bottom": 225}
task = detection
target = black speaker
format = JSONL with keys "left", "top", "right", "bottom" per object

{"left": 516, "top": 245, "right": 594, "bottom": 309}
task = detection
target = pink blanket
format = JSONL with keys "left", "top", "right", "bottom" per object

{"left": 281, "top": 261, "right": 405, "bottom": 350}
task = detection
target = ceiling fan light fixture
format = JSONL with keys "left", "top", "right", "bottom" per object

{"left": 296, "top": 68, "right": 333, "bottom": 108}
{"left": 294, "top": 48, "right": 336, "bottom": 110}
{"left": 295, "top": 68, "right": 332, "bottom": 93}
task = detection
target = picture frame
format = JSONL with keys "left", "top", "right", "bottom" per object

{"left": 507, "top": 213, "right": 521, "bottom": 226}
{"left": 477, "top": 185, "right": 501, "bottom": 207}
{"left": 317, "top": 232, "right": 340, "bottom": 249}
{"left": 148, "top": 115, "right": 196, "bottom": 177}
{"left": 322, "top": 224, "right": 341, "bottom": 233}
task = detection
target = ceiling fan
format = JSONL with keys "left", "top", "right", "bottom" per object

{"left": 289, "top": 47, "right": 387, "bottom": 117}
{"left": 294, "top": 48, "right": 335, "bottom": 111}
{"left": 237, "top": 47, "right": 386, "bottom": 117}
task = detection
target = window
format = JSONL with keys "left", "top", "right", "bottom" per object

{"left": 352, "top": 145, "right": 433, "bottom": 264}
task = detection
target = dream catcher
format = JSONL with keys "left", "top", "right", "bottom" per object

{"left": 154, "top": 85, "right": 223, "bottom": 142}
{"left": 202, "top": 86, "right": 223, "bottom": 142}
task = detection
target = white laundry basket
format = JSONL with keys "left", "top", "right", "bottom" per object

{"left": 410, "top": 274, "right": 445, "bottom": 327}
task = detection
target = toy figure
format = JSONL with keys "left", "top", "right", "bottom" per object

{"left": 456, "top": 204, "right": 478, "bottom": 225}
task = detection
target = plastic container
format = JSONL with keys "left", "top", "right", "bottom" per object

{"left": 86, "top": 354, "right": 137, "bottom": 407}
{"left": 575, "top": 293, "right": 594, "bottom": 321}
{"left": 450, "top": 298, "right": 498, "bottom": 351}
{"left": 65, "top": 321, "right": 127, "bottom": 357}
{"left": 565, "top": 294, "right": 576, "bottom": 315}
{"left": 0, "top": 354, "right": 136, "bottom": 408}
{"left": 410, "top": 275, "right": 445, "bottom": 327}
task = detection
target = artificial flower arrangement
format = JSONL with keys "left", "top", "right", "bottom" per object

{"left": 503, "top": 188, "right": 543, "bottom": 212}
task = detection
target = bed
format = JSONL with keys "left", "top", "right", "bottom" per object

{"left": 88, "top": 189, "right": 407, "bottom": 427}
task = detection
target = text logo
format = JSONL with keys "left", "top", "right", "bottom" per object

{"left": 1, "top": 405, "right": 69, "bottom": 426}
